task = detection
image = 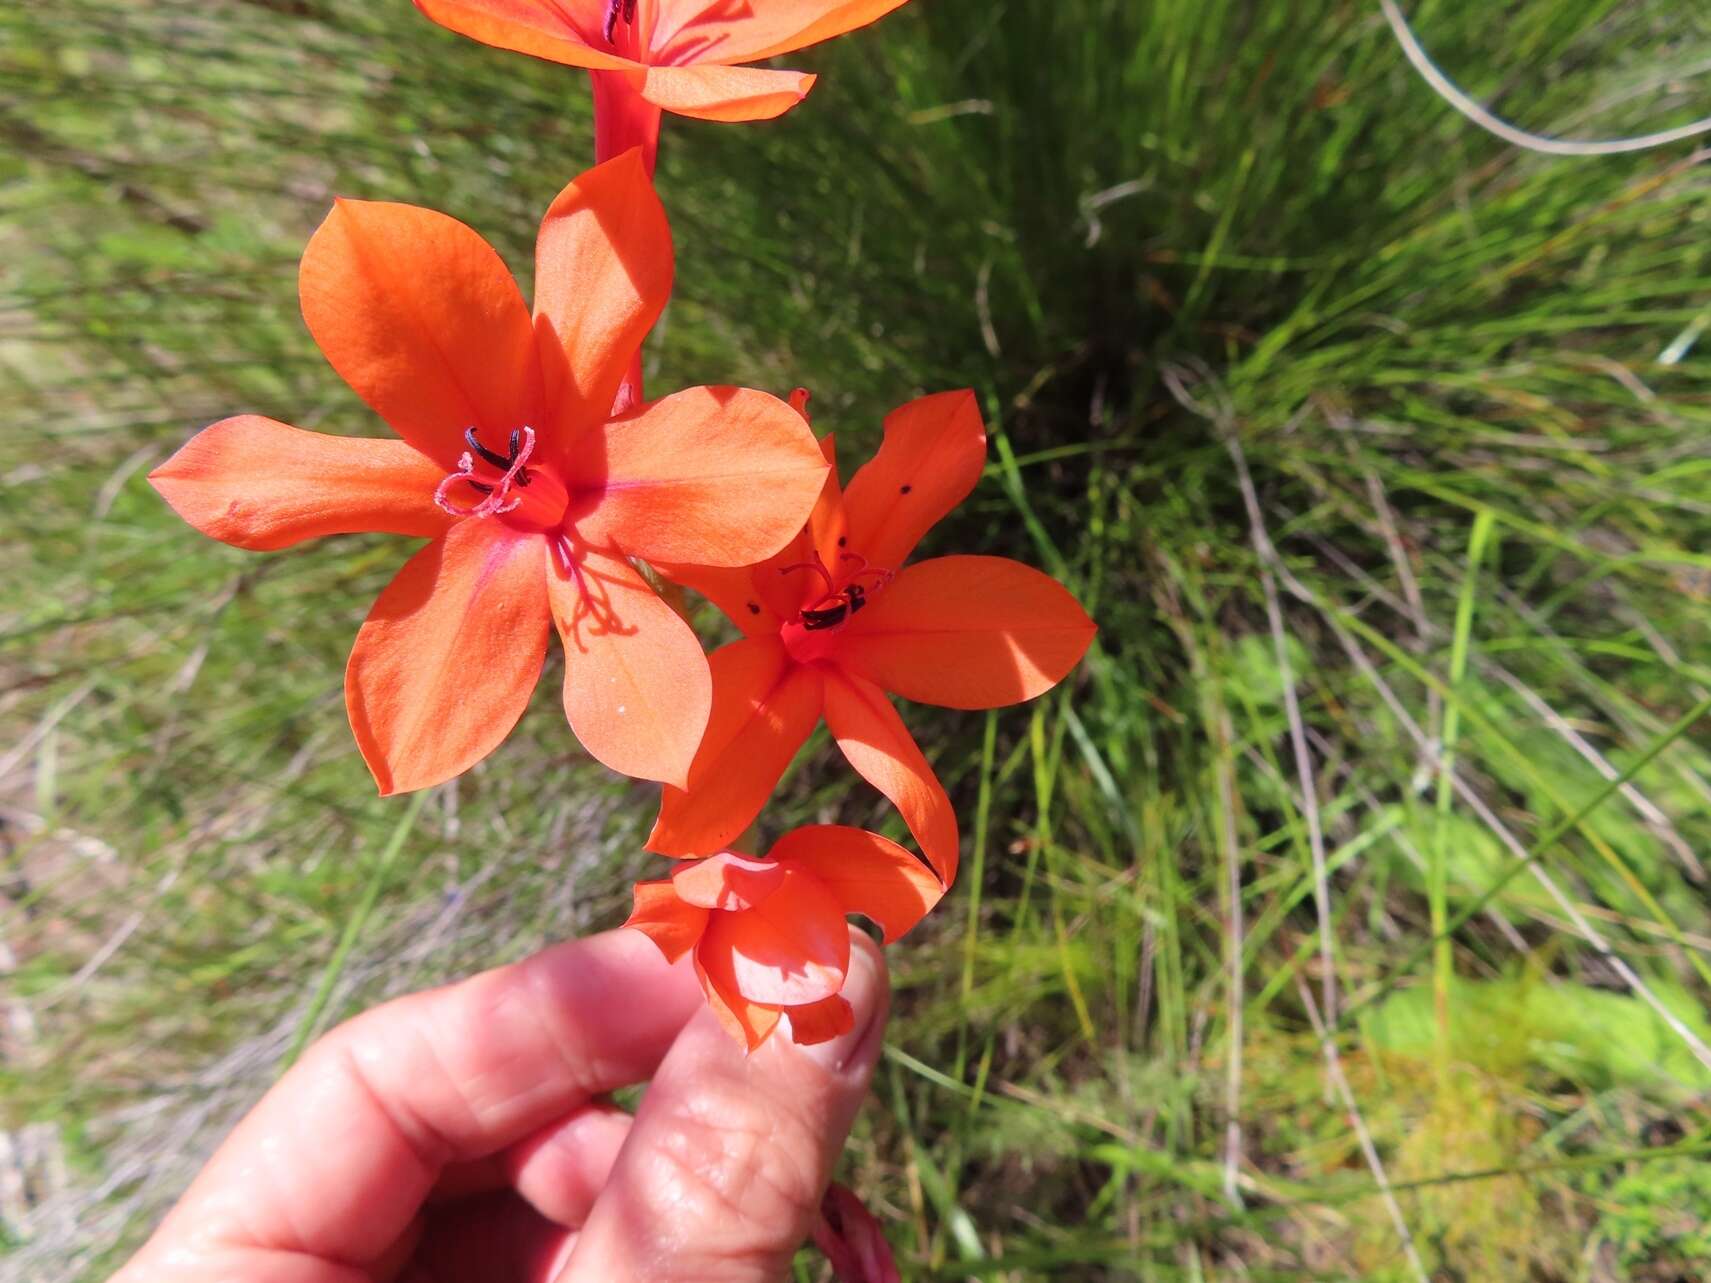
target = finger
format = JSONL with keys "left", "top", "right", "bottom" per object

{"left": 127, "top": 929, "right": 701, "bottom": 1278}
{"left": 430, "top": 1100, "right": 633, "bottom": 1224}
{"left": 408, "top": 1106, "right": 633, "bottom": 1281}
{"left": 557, "top": 928, "right": 889, "bottom": 1283}
{"left": 509, "top": 1101, "right": 635, "bottom": 1226}
{"left": 405, "top": 1192, "right": 575, "bottom": 1283}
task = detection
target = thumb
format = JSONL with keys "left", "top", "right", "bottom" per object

{"left": 557, "top": 928, "right": 890, "bottom": 1283}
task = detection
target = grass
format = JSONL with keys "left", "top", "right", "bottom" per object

{"left": 5, "top": 0, "right": 1711, "bottom": 1278}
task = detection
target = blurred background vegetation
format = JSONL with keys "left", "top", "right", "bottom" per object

{"left": 5, "top": 0, "right": 1711, "bottom": 1278}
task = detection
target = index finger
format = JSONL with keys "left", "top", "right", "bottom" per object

{"left": 125, "top": 928, "right": 702, "bottom": 1276}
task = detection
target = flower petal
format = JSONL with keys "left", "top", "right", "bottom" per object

{"left": 804, "top": 432, "right": 849, "bottom": 575}
{"left": 785, "top": 994, "right": 854, "bottom": 1046}
{"left": 814, "top": 1182, "right": 903, "bottom": 1283}
{"left": 837, "top": 555, "right": 1096, "bottom": 709}
{"left": 412, "top": 0, "right": 639, "bottom": 70}
{"left": 548, "top": 544, "right": 711, "bottom": 788}
{"left": 628, "top": 63, "right": 815, "bottom": 122}
{"left": 698, "top": 867, "right": 849, "bottom": 1006}
{"left": 768, "top": 825, "right": 943, "bottom": 942}
{"left": 345, "top": 521, "right": 550, "bottom": 795}
{"left": 571, "top": 386, "right": 828, "bottom": 567}
{"left": 693, "top": 952, "right": 781, "bottom": 1052}
{"left": 533, "top": 151, "right": 673, "bottom": 458}
{"left": 624, "top": 878, "right": 709, "bottom": 963}
{"left": 300, "top": 198, "right": 542, "bottom": 469}
{"left": 149, "top": 416, "right": 451, "bottom": 551}
{"left": 647, "top": 636, "right": 824, "bottom": 856}
{"left": 821, "top": 670, "right": 959, "bottom": 884}
{"left": 652, "top": 562, "right": 781, "bottom": 638}
{"left": 671, "top": 852, "right": 787, "bottom": 911}
{"left": 841, "top": 390, "right": 986, "bottom": 570}
{"left": 656, "top": 0, "right": 910, "bottom": 64}
{"left": 654, "top": 431, "right": 843, "bottom": 631}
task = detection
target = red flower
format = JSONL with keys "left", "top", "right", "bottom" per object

{"left": 647, "top": 390, "right": 1098, "bottom": 884}
{"left": 814, "top": 1182, "right": 902, "bottom": 1283}
{"left": 149, "top": 151, "right": 827, "bottom": 796}
{"left": 414, "top": 0, "right": 912, "bottom": 169}
{"left": 625, "top": 825, "right": 941, "bottom": 1050}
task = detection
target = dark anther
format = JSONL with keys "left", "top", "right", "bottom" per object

{"left": 837, "top": 536, "right": 847, "bottom": 547}
{"left": 602, "top": 0, "right": 636, "bottom": 43}
{"left": 465, "top": 427, "right": 512, "bottom": 470}
{"left": 801, "top": 603, "right": 850, "bottom": 631}
{"left": 747, "top": 601, "right": 761, "bottom": 615}
{"left": 463, "top": 426, "right": 530, "bottom": 486}
{"left": 900, "top": 483, "right": 913, "bottom": 494}
{"left": 468, "top": 481, "right": 494, "bottom": 495}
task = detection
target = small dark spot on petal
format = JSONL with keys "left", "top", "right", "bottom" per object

{"left": 837, "top": 536, "right": 847, "bottom": 547}
{"left": 900, "top": 483, "right": 913, "bottom": 495}
{"left": 747, "top": 601, "right": 761, "bottom": 615}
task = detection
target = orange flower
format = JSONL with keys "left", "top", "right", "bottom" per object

{"left": 648, "top": 390, "right": 1098, "bottom": 884}
{"left": 149, "top": 151, "right": 827, "bottom": 796}
{"left": 625, "top": 825, "right": 942, "bottom": 1049}
{"left": 414, "top": 0, "right": 911, "bottom": 169}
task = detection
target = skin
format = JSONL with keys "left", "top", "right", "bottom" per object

{"left": 112, "top": 927, "right": 890, "bottom": 1283}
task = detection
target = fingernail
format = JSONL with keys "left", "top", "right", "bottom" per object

{"left": 801, "top": 935, "right": 888, "bottom": 1073}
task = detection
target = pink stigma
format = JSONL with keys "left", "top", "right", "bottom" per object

{"left": 434, "top": 425, "right": 537, "bottom": 519}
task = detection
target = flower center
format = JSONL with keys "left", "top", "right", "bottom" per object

{"left": 602, "top": 0, "right": 636, "bottom": 45}
{"left": 434, "top": 426, "right": 568, "bottom": 533}
{"left": 778, "top": 551, "right": 894, "bottom": 664}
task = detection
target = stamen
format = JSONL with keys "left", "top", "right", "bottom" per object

{"left": 837, "top": 552, "right": 894, "bottom": 590}
{"left": 779, "top": 553, "right": 836, "bottom": 600}
{"left": 464, "top": 426, "right": 513, "bottom": 471}
{"left": 435, "top": 426, "right": 537, "bottom": 519}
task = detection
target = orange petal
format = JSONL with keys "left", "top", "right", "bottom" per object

{"left": 785, "top": 994, "right": 854, "bottom": 1046}
{"left": 646, "top": 637, "right": 823, "bottom": 856}
{"left": 698, "top": 868, "right": 849, "bottom": 1006}
{"left": 655, "top": 431, "right": 843, "bottom": 630}
{"left": 624, "top": 879, "right": 709, "bottom": 963}
{"left": 149, "top": 416, "right": 450, "bottom": 551}
{"left": 841, "top": 390, "right": 986, "bottom": 570}
{"left": 628, "top": 63, "right": 814, "bottom": 122}
{"left": 570, "top": 386, "right": 828, "bottom": 567}
{"left": 345, "top": 521, "right": 549, "bottom": 795}
{"left": 769, "top": 825, "right": 943, "bottom": 942}
{"left": 300, "top": 198, "right": 542, "bottom": 470}
{"left": 656, "top": 0, "right": 910, "bottom": 63}
{"left": 804, "top": 431, "right": 849, "bottom": 585}
{"left": 671, "top": 852, "right": 787, "bottom": 911}
{"left": 533, "top": 151, "right": 673, "bottom": 460}
{"left": 547, "top": 544, "right": 710, "bottom": 788}
{"left": 821, "top": 670, "right": 959, "bottom": 884}
{"left": 412, "top": 0, "right": 639, "bottom": 70}
{"left": 693, "top": 952, "right": 781, "bottom": 1052}
{"left": 651, "top": 562, "right": 780, "bottom": 638}
{"left": 837, "top": 555, "right": 1096, "bottom": 709}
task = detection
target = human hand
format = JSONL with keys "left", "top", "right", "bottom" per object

{"left": 113, "top": 926, "right": 890, "bottom": 1282}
